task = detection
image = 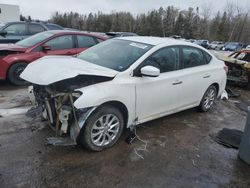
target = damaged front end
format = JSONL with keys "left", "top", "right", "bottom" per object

{"left": 32, "top": 75, "right": 113, "bottom": 145}
{"left": 20, "top": 55, "right": 118, "bottom": 145}
{"left": 217, "top": 51, "right": 250, "bottom": 90}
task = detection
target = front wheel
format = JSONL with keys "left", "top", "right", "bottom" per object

{"left": 78, "top": 105, "right": 124, "bottom": 151}
{"left": 198, "top": 85, "right": 217, "bottom": 112}
{"left": 8, "top": 62, "right": 28, "bottom": 86}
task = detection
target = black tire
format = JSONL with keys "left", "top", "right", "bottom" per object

{"left": 8, "top": 62, "right": 28, "bottom": 86}
{"left": 198, "top": 85, "right": 217, "bottom": 112}
{"left": 78, "top": 105, "right": 124, "bottom": 151}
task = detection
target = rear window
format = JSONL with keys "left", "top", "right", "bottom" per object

{"left": 45, "top": 24, "right": 63, "bottom": 30}
{"left": 28, "top": 24, "right": 45, "bottom": 34}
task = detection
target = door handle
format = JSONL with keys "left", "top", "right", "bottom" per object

{"left": 203, "top": 75, "right": 211, "bottom": 78}
{"left": 172, "top": 81, "right": 183, "bottom": 85}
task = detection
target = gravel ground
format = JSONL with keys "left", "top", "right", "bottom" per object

{"left": 0, "top": 81, "right": 250, "bottom": 188}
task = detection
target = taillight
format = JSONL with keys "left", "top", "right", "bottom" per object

{"left": 224, "top": 65, "right": 228, "bottom": 74}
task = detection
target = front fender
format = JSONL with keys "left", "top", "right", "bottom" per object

{"left": 74, "top": 82, "right": 136, "bottom": 127}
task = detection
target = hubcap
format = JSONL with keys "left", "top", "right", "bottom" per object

{"left": 91, "top": 114, "right": 120, "bottom": 147}
{"left": 203, "top": 88, "right": 216, "bottom": 109}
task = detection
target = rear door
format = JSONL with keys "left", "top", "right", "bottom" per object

{"left": 41, "top": 34, "right": 76, "bottom": 56}
{"left": 176, "top": 46, "right": 214, "bottom": 107}
{"left": 75, "top": 34, "right": 99, "bottom": 53}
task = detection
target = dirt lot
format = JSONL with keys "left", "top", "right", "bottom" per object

{"left": 0, "top": 81, "right": 250, "bottom": 188}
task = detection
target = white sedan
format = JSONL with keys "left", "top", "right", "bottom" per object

{"left": 21, "top": 37, "right": 227, "bottom": 151}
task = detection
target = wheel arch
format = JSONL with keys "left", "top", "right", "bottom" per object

{"left": 211, "top": 82, "right": 219, "bottom": 97}
{"left": 99, "top": 100, "right": 129, "bottom": 128}
{"left": 7, "top": 61, "right": 29, "bottom": 80}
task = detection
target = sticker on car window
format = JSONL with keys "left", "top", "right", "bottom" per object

{"left": 129, "top": 43, "right": 148, "bottom": 49}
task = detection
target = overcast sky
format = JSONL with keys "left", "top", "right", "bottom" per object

{"left": 1, "top": 0, "right": 249, "bottom": 20}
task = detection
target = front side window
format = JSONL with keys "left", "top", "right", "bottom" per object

{"left": 45, "top": 35, "right": 73, "bottom": 50}
{"left": 77, "top": 35, "right": 97, "bottom": 48}
{"left": 144, "top": 47, "right": 180, "bottom": 73}
{"left": 77, "top": 39, "right": 152, "bottom": 71}
{"left": 28, "top": 24, "right": 45, "bottom": 35}
{"left": 182, "top": 47, "right": 207, "bottom": 68}
{"left": 3, "top": 23, "right": 26, "bottom": 35}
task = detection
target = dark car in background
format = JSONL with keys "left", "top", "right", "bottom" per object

{"left": 194, "top": 40, "right": 209, "bottom": 49}
{"left": 0, "top": 21, "right": 64, "bottom": 43}
{"left": 223, "top": 42, "right": 243, "bottom": 51}
{"left": 105, "top": 32, "right": 138, "bottom": 38}
{"left": 0, "top": 30, "right": 106, "bottom": 85}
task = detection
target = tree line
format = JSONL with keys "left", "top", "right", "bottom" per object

{"left": 23, "top": 3, "right": 250, "bottom": 43}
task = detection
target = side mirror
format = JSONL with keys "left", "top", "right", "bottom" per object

{"left": 0, "top": 31, "right": 7, "bottom": 37}
{"left": 42, "top": 45, "right": 51, "bottom": 51}
{"left": 140, "top": 65, "right": 160, "bottom": 77}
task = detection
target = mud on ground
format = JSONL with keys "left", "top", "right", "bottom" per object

{"left": 0, "top": 82, "right": 250, "bottom": 188}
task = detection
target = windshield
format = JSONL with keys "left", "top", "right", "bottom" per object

{"left": 16, "top": 32, "right": 54, "bottom": 47}
{"left": 77, "top": 39, "right": 153, "bottom": 71}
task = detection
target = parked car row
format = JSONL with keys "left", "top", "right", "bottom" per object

{"left": 173, "top": 36, "right": 249, "bottom": 52}
{"left": 0, "top": 30, "right": 107, "bottom": 85}
{"left": 0, "top": 20, "right": 228, "bottom": 152}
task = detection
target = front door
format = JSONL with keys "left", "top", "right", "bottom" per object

{"left": 41, "top": 35, "right": 76, "bottom": 56}
{"left": 135, "top": 46, "right": 183, "bottom": 123}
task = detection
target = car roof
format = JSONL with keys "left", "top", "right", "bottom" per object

{"left": 117, "top": 36, "right": 198, "bottom": 46}
{"left": 41, "top": 30, "right": 107, "bottom": 39}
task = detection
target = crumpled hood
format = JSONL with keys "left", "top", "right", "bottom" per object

{"left": 0, "top": 43, "right": 27, "bottom": 52}
{"left": 20, "top": 55, "right": 118, "bottom": 85}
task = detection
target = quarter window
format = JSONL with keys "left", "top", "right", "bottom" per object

{"left": 182, "top": 47, "right": 207, "bottom": 68}
{"left": 45, "top": 35, "right": 73, "bottom": 50}
{"left": 77, "top": 35, "right": 97, "bottom": 48}
{"left": 3, "top": 23, "right": 26, "bottom": 35}
{"left": 145, "top": 47, "right": 180, "bottom": 73}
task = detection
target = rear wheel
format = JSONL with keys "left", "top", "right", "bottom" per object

{"left": 8, "top": 62, "right": 28, "bottom": 86}
{"left": 199, "top": 85, "right": 217, "bottom": 112}
{"left": 78, "top": 105, "right": 124, "bottom": 151}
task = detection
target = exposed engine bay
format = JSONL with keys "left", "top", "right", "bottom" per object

{"left": 32, "top": 75, "right": 113, "bottom": 143}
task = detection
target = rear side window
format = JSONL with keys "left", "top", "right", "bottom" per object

{"left": 45, "top": 35, "right": 73, "bottom": 50}
{"left": 203, "top": 51, "right": 212, "bottom": 63}
{"left": 3, "top": 23, "right": 26, "bottom": 35}
{"left": 144, "top": 47, "right": 180, "bottom": 73}
{"left": 96, "top": 38, "right": 104, "bottom": 43}
{"left": 77, "top": 35, "right": 97, "bottom": 48}
{"left": 182, "top": 47, "right": 208, "bottom": 68}
{"left": 28, "top": 24, "right": 45, "bottom": 35}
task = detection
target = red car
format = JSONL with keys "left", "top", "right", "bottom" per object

{"left": 0, "top": 30, "right": 107, "bottom": 85}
